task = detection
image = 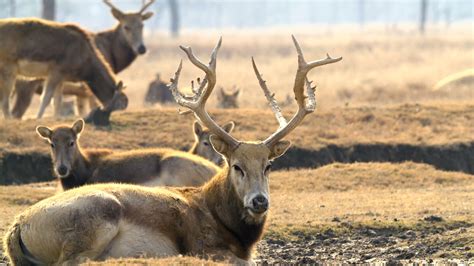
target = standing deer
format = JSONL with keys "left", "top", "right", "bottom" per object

{"left": 217, "top": 86, "right": 240, "bottom": 109}
{"left": 189, "top": 120, "right": 235, "bottom": 165}
{"left": 0, "top": 18, "right": 128, "bottom": 119}
{"left": 9, "top": 0, "right": 155, "bottom": 119}
{"left": 3, "top": 36, "right": 341, "bottom": 264}
{"left": 35, "top": 119, "right": 221, "bottom": 190}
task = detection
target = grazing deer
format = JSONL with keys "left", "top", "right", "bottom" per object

{"left": 217, "top": 86, "right": 240, "bottom": 109}
{"left": 35, "top": 119, "right": 220, "bottom": 190}
{"left": 144, "top": 73, "right": 175, "bottom": 105}
{"left": 3, "top": 36, "right": 341, "bottom": 265}
{"left": 8, "top": 0, "right": 154, "bottom": 119}
{"left": 189, "top": 120, "right": 235, "bottom": 165}
{"left": 0, "top": 18, "right": 128, "bottom": 119}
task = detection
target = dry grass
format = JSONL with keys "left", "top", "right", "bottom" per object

{"left": 2, "top": 104, "right": 473, "bottom": 155}
{"left": 0, "top": 162, "right": 472, "bottom": 264}
{"left": 18, "top": 27, "right": 474, "bottom": 118}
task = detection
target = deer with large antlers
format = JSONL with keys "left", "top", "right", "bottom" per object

{"left": 3, "top": 37, "right": 341, "bottom": 265}
{"left": 9, "top": 0, "right": 154, "bottom": 119}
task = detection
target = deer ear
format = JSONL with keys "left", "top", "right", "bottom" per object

{"left": 72, "top": 119, "right": 84, "bottom": 135}
{"left": 233, "top": 89, "right": 240, "bottom": 97}
{"left": 210, "top": 135, "right": 231, "bottom": 158}
{"left": 117, "top": 81, "right": 125, "bottom": 91}
{"left": 193, "top": 121, "right": 203, "bottom": 136}
{"left": 222, "top": 121, "right": 235, "bottom": 133}
{"left": 269, "top": 140, "right": 291, "bottom": 160}
{"left": 111, "top": 9, "right": 125, "bottom": 21}
{"left": 141, "top": 11, "right": 154, "bottom": 20}
{"left": 36, "top": 126, "right": 52, "bottom": 140}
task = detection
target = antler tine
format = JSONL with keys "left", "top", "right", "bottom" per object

{"left": 169, "top": 38, "right": 239, "bottom": 148}
{"left": 103, "top": 0, "right": 121, "bottom": 11}
{"left": 252, "top": 57, "right": 287, "bottom": 128}
{"left": 291, "top": 35, "right": 342, "bottom": 108}
{"left": 139, "top": 0, "right": 155, "bottom": 13}
{"left": 179, "top": 37, "right": 222, "bottom": 104}
{"left": 263, "top": 36, "right": 342, "bottom": 147}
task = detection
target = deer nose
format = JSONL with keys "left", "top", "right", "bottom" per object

{"left": 57, "top": 165, "right": 68, "bottom": 176}
{"left": 252, "top": 195, "right": 268, "bottom": 213}
{"left": 137, "top": 44, "right": 146, "bottom": 54}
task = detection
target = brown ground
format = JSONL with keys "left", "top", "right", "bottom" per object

{"left": 2, "top": 104, "right": 473, "bottom": 153}
{"left": 0, "top": 162, "right": 472, "bottom": 264}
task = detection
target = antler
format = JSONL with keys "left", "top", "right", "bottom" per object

{"left": 253, "top": 35, "right": 342, "bottom": 147}
{"left": 139, "top": 0, "right": 155, "bottom": 14}
{"left": 169, "top": 37, "right": 240, "bottom": 149}
{"left": 103, "top": 0, "right": 122, "bottom": 12}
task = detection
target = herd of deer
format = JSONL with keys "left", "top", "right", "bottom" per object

{"left": 0, "top": 1, "right": 342, "bottom": 265}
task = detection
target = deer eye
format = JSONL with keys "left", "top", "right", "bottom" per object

{"left": 203, "top": 141, "right": 209, "bottom": 146}
{"left": 232, "top": 165, "right": 244, "bottom": 176}
{"left": 69, "top": 141, "right": 75, "bottom": 147}
{"left": 123, "top": 26, "right": 131, "bottom": 31}
{"left": 50, "top": 143, "right": 55, "bottom": 148}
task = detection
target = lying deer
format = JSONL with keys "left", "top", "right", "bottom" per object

{"left": 9, "top": 0, "right": 154, "bottom": 119}
{"left": 144, "top": 73, "right": 175, "bottom": 105}
{"left": 35, "top": 119, "right": 221, "bottom": 190}
{"left": 4, "top": 36, "right": 341, "bottom": 265}
{"left": 0, "top": 18, "right": 128, "bottom": 119}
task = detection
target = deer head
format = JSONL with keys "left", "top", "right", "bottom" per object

{"left": 36, "top": 119, "right": 85, "bottom": 178}
{"left": 193, "top": 120, "right": 235, "bottom": 165}
{"left": 169, "top": 37, "right": 341, "bottom": 223}
{"left": 217, "top": 86, "right": 240, "bottom": 109}
{"left": 103, "top": 0, "right": 154, "bottom": 55}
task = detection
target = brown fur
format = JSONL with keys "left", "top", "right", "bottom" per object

{"left": 9, "top": 6, "right": 154, "bottom": 119}
{"left": 6, "top": 122, "right": 289, "bottom": 264}
{"left": 36, "top": 120, "right": 220, "bottom": 190}
{"left": 0, "top": 18, "right": 127, "bottom": 119}
{"left": 189, "top": 120, "right": 235, "bottom": 165}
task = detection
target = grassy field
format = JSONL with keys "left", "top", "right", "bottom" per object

{"left": 18, "top": 26, "right": 474, "bottom": 118}
{"left": 1, "top": 27, "right": 473, "bottom": 263}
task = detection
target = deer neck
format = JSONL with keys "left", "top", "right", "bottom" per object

{"left": 83, "top": 55, "right": 116, "bottom": 107}
{"left": 59, "top": 147, "right": 91, "bottom": 190}
{"left": 109, "top": 26, "right": 137, "bottom": 73}
{"left": 203, "top": 168, "right": 266, "bottom": 258}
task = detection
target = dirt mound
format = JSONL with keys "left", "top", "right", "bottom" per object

{"left": 275, "top": 142, "right": 474, "bottom": 173}
{"left": 1, "top": 141, "right": 473, "bottom": 185}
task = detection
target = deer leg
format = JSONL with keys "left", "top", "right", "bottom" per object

{"left": 88, "top": 96, "right": 99, "bottom": 110}
{"left": 75, "top": 95, "right": 88, "bottom": 117}
{"left": 53, "top": 83, "right": 64, "bottom": 118}
{"left": 11, "top": 81, "right": 37, "bottom": 119}
{"left": 37, "top": 74, "right": 63, "bottom": 119}
{"left": 0, "top": 68, "right": 16, "bottom": 119}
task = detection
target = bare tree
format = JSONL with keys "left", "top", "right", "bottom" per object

{"left": 419, "top": 0, "right": 428, "bottom": 34}
{"left": 168, "top": 0, "right": 179, "bottom": 37}
{"left": 42, "top": 0, "right": 56, "bottom": 21}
